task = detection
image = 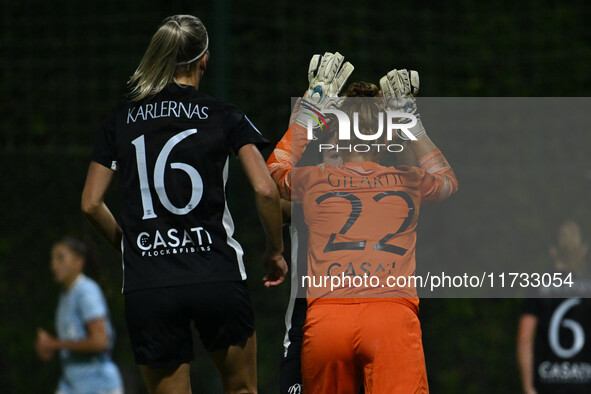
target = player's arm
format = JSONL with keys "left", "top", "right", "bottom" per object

{"left": 238, "top": 144, "right": 288, "bottom": 287}
{"left": 35, "top": 327, "right": 56, "bottom": 361}
{"left": 280, "top": 199, "right": 292, "bottom": 224}
{"left": 36, "top": 318, "right": 109, "bottom": 356}
{"left": 266, "top": 122, "right": 313, "bottom": 201}
{"left": 380, "top": 69, "right": 458, "bottom": 201}
{"left": 81, "top": 162, "right": 122, "bottom": 250}
{"left": 411, "top": 135, "right": 458, "bottom": 202}
{"left": 517, "top": 314, "right": 538, "bottom": 394}
{"left": 395, "top": 141, "right": 419, "bottom": 166}
{"left": 266, "top": 125, "right": 296, "bottom": 201}
{"left": 267, "top": 52, "right": 354, "bottom": 200}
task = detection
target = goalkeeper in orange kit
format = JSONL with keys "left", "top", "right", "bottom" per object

{"left": 267, "top": 52, "right": 458, "bottom": 393}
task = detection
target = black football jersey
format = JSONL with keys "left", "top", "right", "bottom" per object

{"left": 523, "top": 279, "right": 591, "bottom": 393}
{"left": 92, "top": 83, "right": 268, "bottom": 292}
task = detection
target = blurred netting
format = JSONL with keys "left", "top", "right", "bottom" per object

{"left": 3, "top": 0, "right": 591, "bottom": 150}
{"left": 2, "top": 0, "right": 591, "bottom": 392}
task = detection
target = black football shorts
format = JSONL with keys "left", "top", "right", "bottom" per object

{"left": 124, "top": 280, "right": 255, "bottom": 367}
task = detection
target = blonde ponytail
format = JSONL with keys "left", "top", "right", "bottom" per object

{"left": 128, "top": 15, "right": 208, "bottom": 101}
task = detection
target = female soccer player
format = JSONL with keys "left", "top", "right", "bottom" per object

{"left": 517, "top": 221, "right": 591, "bottom": 394}
{"left": 35, "top": 236, "right": 123, "bottom": 394}
{"left": 267, "top": 53, "right": 458, "bottom": 393}
{"left": 279, "top": 128, "right": 344, "bottom": 394}
{"left": 81, "top": 15, "right": 287, "bottom": 393}
{"left": 279, "top": 90, "right": 371, "bottom": 394}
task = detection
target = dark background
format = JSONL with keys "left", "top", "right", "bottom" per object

{"left": 1, "top": 0, "right": 591, "bottom": 392}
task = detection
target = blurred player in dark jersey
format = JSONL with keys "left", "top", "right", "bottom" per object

{"left": 81, "top": 14, "right": 287, "bottom": 393}
{"left": 278, "top": 118, "right": 343, "bottom": 394}
{"left": 268, "top": 52, "right": 458, "bottom": 393}
{"left": 517, "top": 221, "right": 591, "bottom": 394}
{"left": 279, "top": 86, "right": 381, "bottom": 394}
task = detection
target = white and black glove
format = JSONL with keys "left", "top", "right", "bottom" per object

{"left": 380, "top": 69, "right": 425, "bottom": 140}
{"left": 294, "top": 52, "right": 354, "bottom": 129}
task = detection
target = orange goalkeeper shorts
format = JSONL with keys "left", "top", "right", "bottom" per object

{"left": 301, "top": 300, "right": 428, "bottom": 394}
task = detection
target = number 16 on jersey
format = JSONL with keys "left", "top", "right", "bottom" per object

{"left": 132, "top": 129, "right": 204, "bottom": 219}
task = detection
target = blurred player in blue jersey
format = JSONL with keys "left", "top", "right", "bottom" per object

{"left": 35, "top": 236, "right": 123, "bottom": 394}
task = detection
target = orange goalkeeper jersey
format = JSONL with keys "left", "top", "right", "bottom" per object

{"left": 267, "top": 123, "right": 458, "bottom": 306}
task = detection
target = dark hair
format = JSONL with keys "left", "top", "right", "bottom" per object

{"left": 316, "top": 125, "right": 339, "bottom": 164}
{"left": 341, "top": 81, "right": 384, "bottom": 139}
{"left": 57, "top": 235, "right": 88, "bottom": 260}
{"left": 344, "top": 81, "right": 380, "bottom": 98}
{"left": 338, "top": 97, "right": 385, "bottom": 139}
{"left": 338, "top": 82, "right": 387, "bottom": 161}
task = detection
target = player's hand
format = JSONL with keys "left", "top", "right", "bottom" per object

{"left": 380, "top": 69, "right": 419, "bottom": 112}
{"left": 304, "top": 52, "right": 354, "bottom": 107}
{"left": 295, "top": 52, "right": 354, "bottom": 129}
{"left": 262, "top": 251, "right": 288, "bottom": 287}
{"left": 380, "top": 69, "right": 425, "bottom": 140}
{"left": 35, "top": 327, "right": 56, "bottom": 361}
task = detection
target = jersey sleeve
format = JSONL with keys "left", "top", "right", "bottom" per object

{"left": 91, "top": 109, "right": 118, "bottom": 171}
{"left": 266, "top": 123, "right": 311, "bottom": 201}
{"left": 226, "top": 107, "right": 269, "bottom": 155}
{"left": 417, "top": 149, "right": 459, "bottom": 202}
{"left": 78, "top": 281, "right": 108, "bottom": 323}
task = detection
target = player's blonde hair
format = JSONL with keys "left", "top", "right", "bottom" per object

{"left": 128, "top": 15, "right": 209, "bottom": 101}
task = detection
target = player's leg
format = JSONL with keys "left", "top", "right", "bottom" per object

{"left": 280, "top": 296, "right": 307, "bottom": 394}
{"left": 301, "top": 303, "right": 362, "bottom": 394}
{"left": 193, "top": 281, "right": 257, "bottom": 393}
{"left": 124, "top": 287, "right": 194, "bottom": 393}
{"left": 209, "top": 333, "right": 257, "bottom": 394}
{"left": 358, "top": 301, "right": 428, "bottom": 393}
{"left": 280, "top": 352, "right": 303, "bottom": 394}
{"left": 139, "top": 363, "right": 192, "bottom": 394}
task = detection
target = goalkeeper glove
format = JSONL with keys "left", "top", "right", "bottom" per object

{"left": 294, "top": 52, "right": 354, "bottom": 130}
{"left": 380, "top": 69, "right": 425, "bottom": 140}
